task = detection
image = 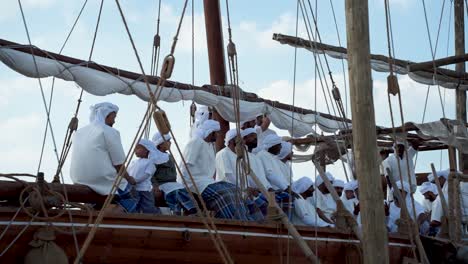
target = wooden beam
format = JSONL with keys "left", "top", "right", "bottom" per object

{"left": 203, "top": 0, "right": 229, "bottom": 152}
{"left": 0, "top": 180, "right": 106, "bottom": 206}
{"left": 345, "top": 1, "right": 389, "bottom": 263}
{"left": 272, "top": 33, "right": 468, "bottom": 81}
{"left": 407, "top": 53, "right": 468, "bottom": 72}
{"left": 0, "top": 39, "right": 350, "bottom": 124}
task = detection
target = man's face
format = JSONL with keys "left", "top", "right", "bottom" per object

{"left": 439, "top": 177, "right": 446, "bottom": 188}
{"left": 334, "top": 187, "right": 343, "bottom": 197}
{"left": 302, "top": 187, "right": 314, "bottom": 199}
{"left": 396, "top": 144, "right": 405, "bottom": 157}
{"left": 205, "top": 131, "right": 218, "bottom": 143}
{"left": 423, "top": 192, "right": 437, "bottom": 202}
{"left": 134, "top": 144, "right": 149, "bottom": 158}
{"left": 256, "top": 115, "right": 263, "bottom": 126}
{"left": 105, "top": 112, "right": 117, "bottom": 127}
{"left": 268, "top": 143, "right": 282, "bottom": 155}
{"left": 243, "top": 133, "right": 258, "bottom": 150}
{"left": 345, "top": 190, "right": 355, "bottom": 200}
{"left": 319, "top": 183, "right": 329, "bottom": 194}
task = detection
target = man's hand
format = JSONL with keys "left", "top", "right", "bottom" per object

{"left": 353, "top": 203, "right": 360, "bottom": 216}
{"left": 126, "top": 175, "right": 136, "bottom": 185}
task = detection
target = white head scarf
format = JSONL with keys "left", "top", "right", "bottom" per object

{"left": 277, "top": 141, "right": 292, "bottom": 159}
{"left": 89, "top": 102, "right": 119, "bottom": 125}
{"left": 428, "top": 169, "right": 450, "bottom": 182}
{"left": 224, "top": 129, "right": 238, "bottom": 147}
{"left": 152, "top": 132, "right": 171, "bottom": 147}
{"left": 241, "top": 119, "right": 255, "bottom": 127}
{"left": 344, "top": 182, "right": 354, "bottom": 191}
{"left": 197, "top": 120, "right": 220, "bottom": 139}
{"left": 194, "top": 105, "right": 210, "bottom": 125}
{"left": 138, "top": 138, "right": 170, "bottom": 165}
{"left": 419, "top": 182, "right": 438, "bottom": 196}
{"left": 395, "top": 180, "right": 410, "bottom": 194}
{"left": 292, "top": 177, "right": 314, "bottom": 194}
{"left": 241, "top": 128, "right": 256, "bottom": 138}
{"left": 333, "top": 179, "right": 345, "bottom": 189}
{"left": 259, "top": 134, "right": 282, "bottom": 152}
{"left": 316, "top": 172, "right": 334, "bottom": 187}
{"left": 349, "top": 180, "right": 359, "bottom": 190}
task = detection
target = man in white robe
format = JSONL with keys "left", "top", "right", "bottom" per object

{"left": 292, "top": 177, "right": 332, "bottom": 227}
{"left": 180, "top": 120, "right": 249, "bottom": 220}
{"left": 341, "top": 181, "right": 358, "bottom": 214}
{"left": 384, "top": 141, "right": 419, "bottom": 193}
{"left": 333, "top": 179, "right": 345, "bottom": 197}
{"left": 70, "top": 102, "right": 137, "bottom": 211}
{"left": 386, "top": 181, "right": 427, "bottom": 233}
{"left": 215, "top": 129, "right": 239, "bottom": 184}
{"left": 419, "top": 182, "right": 438, "bottom": 214}
{"left": 311, "top": 172, "right": 336, "bottom": 224}
{"left": 277, "top": 141, "right": 293, "bottom": 183}
{"left": 256, "top": 135, "right": 291, "bottom": 192}
{"left": 254, "top": 114, "right": 276, "bottom": 149}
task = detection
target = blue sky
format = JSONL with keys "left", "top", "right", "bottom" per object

{"left": 0, "top": 0, "right": 466, "bottom": 191}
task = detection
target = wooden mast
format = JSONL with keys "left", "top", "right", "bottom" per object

{"left": 345, "top": 0, "right": 389, "bottom": 263}
{"left": 203, "top": 0, "right": 229, "bottom": 151}
{"left": 455, "top": 0, "right": 467, "bottom": 172}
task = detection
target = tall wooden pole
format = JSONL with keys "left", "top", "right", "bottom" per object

{"left": 203, "top": 0, "right": 229, "bottom": 151}
{"left": 345, "top": 1, "right": 389, "bottom": 263}
{"left": 455, "top": 0, "right": 467, "bottom": 172}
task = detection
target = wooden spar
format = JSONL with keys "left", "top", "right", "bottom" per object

{"left": 455, "top": 0, "right": 468, "bottom": 174}
{"left": 0, "top": 180, "right": 106, "bottom": 205}
{"left": 345, "top": 1, "right": 389, "bottom": 263}
{"left": 408, "top": 53, "right": 468, "bottom": 72}
{"left": 203, "top": 0, "right": 229, "bottom": 152}
{"left": 448, "top": 147, "right": 462, "bottom": 242}
{"left": 272, "top": 33, "right": 468, "bottom": 81}
{"left": 0, "top": 39, "right": 349, "bottom": 125}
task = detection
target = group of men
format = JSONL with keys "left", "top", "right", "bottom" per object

{"left": 69, "top": 102, "right": 461, "bottom": 236}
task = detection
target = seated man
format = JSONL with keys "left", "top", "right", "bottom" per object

{"left": 216, "top": 129, "right": 268, "bottom": 219}
{"left": 312, "top": 172, "right": 336, "bottom": 224}
{"left": 70, "top": 102, "right": 137, "bottom": 212}
{"left": 256, "top": 134, "right": 293, "bottom": 205}
{"left": 277, "top": 141, "right": 293, "bottom": 182}
{"left": 341, "top": 181, "right": 358, "bottom": 214}
{"left": 292, "top": 177, "right": 332, "bottom": 227}
{"left": 419, "top": 182, "right": 438, "bottom": 214}
{"left": 179, "top": 120, "right": 250, "bottom": 220}
{"left": 151, "top": 132, "right": 197, "bottom": 215}
{"left": 386, "top": 181, "right": 427, "bottom": 234}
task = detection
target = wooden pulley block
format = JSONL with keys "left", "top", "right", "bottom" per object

{"left": 68, "top": 117, "right": 78, "bottom": 131}
{"left": 153, "top": 110, "right": 171, "bottom": 135}
{"left": 387, "top": 74, "right": 400, "bottom": 95}
{"left": 227, "top": 41, "right": 237, "bottom": 57}
{"left": 153, "top": 34, "right": 161, "bottom": 48}
{"left": 160, "top": 55, "right": 175, "bottom": 79}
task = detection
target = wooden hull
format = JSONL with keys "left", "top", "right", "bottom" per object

{"left": 0, "top": 208, "right": 417, "bottom": 263}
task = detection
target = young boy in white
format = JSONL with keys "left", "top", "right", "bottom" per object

{"left": 128, "top": 139, "right": 169, "bottom": 213}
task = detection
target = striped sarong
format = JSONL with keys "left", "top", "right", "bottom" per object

{"left": 165, "top": 189, "right": 196, "bottom": 214}
{"left": 201, "top": 182, "right": 250, "bottom": 221}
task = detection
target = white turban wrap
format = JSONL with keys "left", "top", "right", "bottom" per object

{"left": 333, "top": 179, "right": 345, "bottom": 189}
{"left": 395, "top": 180, "right": 410, "bottom": 194}
{"left": 89, "top": 102, "right": 119, "bottom": 125}
{"left": 419, "top": 182, "right": 438, "bottom": 195}
{"left": 241, "top": 128, "right": 257, "bottom": 138}
{"left": 316, "top": 172, "right": 334, "bottom": 187}
{"left": 344, "top": 182, "right": 354, "bottom": 191}
{"left": 195, "top": 105, "right": 210, "bottom": 125}
{"left": 137, "top": 138, "right": 169, "bottom": 165}
{"left": 277, "top": 141, "right": 292, "bottom": 159}
{"left": 151, "top": 132, "right": 171, "bottom": 147}
{"left": 428, "top": 169, "right": 450, "bottom": 182}
{"left": 241, "top": 119, "right": 255, "bottom": 127}
{"left": 292, "top": 177, "right": 314, "bottom": 194}
{"left": 197, "top": 120, "right": 220, "bottom": 139}
{"left": 260, "top": 134, "right": 282, "bottom": 152}
{"left": 224, "top": 129, "right": 238, "bottom": 146}
{"left": 349, "top": 180, "right": 359, "bottom": 190}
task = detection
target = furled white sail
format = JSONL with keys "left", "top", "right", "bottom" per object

{"left": 0, "top": 45, "right": 351, "bottom": 137}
